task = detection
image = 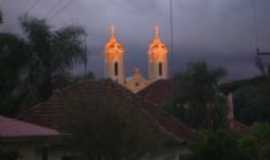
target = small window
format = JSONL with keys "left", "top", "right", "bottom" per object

{"left": 158, "top": 62, "right": 163, "bottom": 76}
{"left": 114, "top": 62, "right": 118, "bottom": 76}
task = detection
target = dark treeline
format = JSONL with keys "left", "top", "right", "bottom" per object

{"left": 1, "top": 11, "right": 270, "bottom": 160}
{"left": 168, "top": 62, "right": 270, "bottom": 160}
{"left": 166, "top": 61, "right": 227, "bottom": 130}
{"left": 0, "top": 15, "right": 93, "bottom": 115}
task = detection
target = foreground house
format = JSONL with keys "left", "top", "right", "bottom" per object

{"left": 0, "top": 115, "right": 60, "bottom": 160}
{"left": 19, "top": 80, "right": 194, "bottom": 160}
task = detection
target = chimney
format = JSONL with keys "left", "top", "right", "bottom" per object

{"left": 227, "top": 92, "right": 235, "bottom": 129}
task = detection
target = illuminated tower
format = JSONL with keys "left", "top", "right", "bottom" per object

{"left": 104, "top": 25, "right": 125, "bottom": 84}
{"left": 148, "top": 26, "right": 169, "bottom": 81}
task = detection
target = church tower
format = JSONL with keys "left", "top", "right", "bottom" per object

{"left": 148, "top": 26, "right": 169, "bottom": 81}
{"left": 104, "top": 25, "right": 125, "bottom": 84}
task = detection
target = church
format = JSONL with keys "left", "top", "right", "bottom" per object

{"left": 0, "top": 25, "right": 249, "bottom": 160}
{"left": 104, "top": 25, "right": 169, "bottom": 93}
{"left": 103, "top": 25, "right": 248, "bottom": 131}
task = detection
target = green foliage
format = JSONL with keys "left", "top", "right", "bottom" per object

{"left": 0, "top": 15, "right": 89, "bottom": 115}
{"left": 174, "top": 62, "right": 226, "bottom": 103}
{"left": 234, "top": 79, "right": 270, "bottom": 124}
{"left": 20, "top": 15, "right": 87, "bottom": 102}
{"left": 73, "top": 71, "right": 95, "bottom": 82}
{"left": 167, "top": 61, "right": 227, "bottom": 129}
{"left": 239, "top": 123, "right": 270, "bottom": 160}
{"left": 238, "top": 135, "right": 258, "bottom": 160}
{"left": 191, "top": 123, "right": 270, "bottom": 160}
{"left": 191, "top": 130, "right": 246, "bottom": 160}
{"left": 0, "top": 33, "right": 29, "bottom": 114}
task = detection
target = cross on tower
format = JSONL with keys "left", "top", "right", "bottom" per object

{"left": 154, "top": 25, "right": 160, "bottom": 39}
{"left": 110, "top": 24, "right": 116, "bottom": 37}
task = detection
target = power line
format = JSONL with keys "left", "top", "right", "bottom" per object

{"left": 251, "top": 1, "right": 270, "bottom": 75}
{"left": 25, "top": 0, "right": 43, "bottom": 15}
{"left": 169, "top": 0, "right": 174, "bottom": 54}
{"left": 47, "top": 0, "right": 73, "bottom": 21}
{"left": 252, "top": 0, "right": 259, "bottom": 50}
{"left": 44, "top": 0, "right": 65, "bottom": 18}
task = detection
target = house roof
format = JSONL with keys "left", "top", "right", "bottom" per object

{"left": 141, "top": 100, "right": 194, "bottom": 140}
{"left": 234, "top": 120, "right": 249, "bottom": 132}
{"left": 139, "top": 77, "right": 268, "bottom": 101}
{"left": 19, "top": 80, "right": 194, "bottom": 142}
{"left": 138, "top": 80, "right": 174, "bottom": 106}
{"left": 0, "top": 115, "right": 60, "bottom": 138}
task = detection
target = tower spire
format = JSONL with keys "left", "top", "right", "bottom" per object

{"left": 148, "top": 26, "right": 169, "bottom": 81}
{"left": 154, "top": 25, "right": 160, "bottom": 39}
{"left": 110, "top": 24, "right": 116, "bottom": 38}
{"left": 105, "top": 25, "right": 125, "bottom": 84}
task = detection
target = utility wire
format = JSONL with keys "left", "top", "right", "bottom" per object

{"left": 252, "top": 0, "right": 259, "bottom": 50}
{"left": 25, "top": 0, "right": 43, "bottom": 15}
{"left": 44, "top": 0, "right": 65, "bottom": 18}
{"left": 169, "top": 0, "right": 174, "bottom": 54}
{"left": 47, "top": 0, "right": 73, "bottom": 21}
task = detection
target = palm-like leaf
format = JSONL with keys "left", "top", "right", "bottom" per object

{"left": 51, "top": 25, "right": 87, "bottom": 72}
{"left": 172, "top": 61, "right": 227, "bottom": 129}
{"left": 19, "top": 15, "right": 88, "bottom": 101}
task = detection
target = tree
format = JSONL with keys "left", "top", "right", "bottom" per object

{"left": 73, "top": 71, "right": 95, "bottom": 82}
{"left": 0, "top": 15, "right": 88, "bottom": 115}
{"left": 239, "top": 123, "right": 270, "bottom": 160}
{"left": 234, "top": 79, "right": 270, "bottom": 124}
{"left": 20, "top": 15, "right": 88, "bottom": 105}
{"left": 191, "top": 130, "right": 246, "bottom": 160}
{"left": 167, "top": 61, "right": 227, "bottom": 129}
{"left": 191, "top": 124, "right": 270, "bottom": 160}
{"left": 50, "top": 71, "right": 95, "bottom": 90}
{"left": 0, "top": 33, "right": 29, "bottom": 114}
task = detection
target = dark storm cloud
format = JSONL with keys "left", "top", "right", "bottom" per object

{"left": 1, "top": 0, "right": 270, "bottom": 80}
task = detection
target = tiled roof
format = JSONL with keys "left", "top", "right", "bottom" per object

{"left": 19, "top": 80, "right": 194, "bottom": 141}
{"left": 138, "top": 80, "right": 174, "bottom": 107}
{"left": 0, "top": 115, "right": 59, "bottom": 138}
{"left": 141, "top": 100, "right": 194, "bottom": 140}
{"left": 229, "top": 119, "right": 249, "bottom": 134}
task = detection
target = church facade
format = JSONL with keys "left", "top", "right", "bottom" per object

{"left": 104, "top": 25, "right": 169, "bottom": 93}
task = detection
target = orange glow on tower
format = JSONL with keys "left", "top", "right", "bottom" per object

{"left": 148, "top": 26, "right": 169, "bottom": 81}
{"left": 104, "top": 25, "right": 125, "bottom": 83}
{"left": 103, "top": 25, "right": 169, "bottom": 92}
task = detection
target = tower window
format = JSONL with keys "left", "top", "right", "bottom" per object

{"left": 158, "top": 62, "right": 163, "bottom": 76}
{"left": 114, "top": 62, "right": 118, "bottom": 76}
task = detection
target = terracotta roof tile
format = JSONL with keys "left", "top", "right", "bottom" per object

{"left": 229, "top": 119, "right": 249, "bottom": 134}
{"left": 138, "top": 80, "right": 174, "bottom": 106}
{"left": 0, "top": 115, "right": 59, "bottom": 138}
{"left": 140, "top": 100, "right": 194, "bottom": 140}
{"left": 20, "top": 80, "right": 194, "bottom": 141}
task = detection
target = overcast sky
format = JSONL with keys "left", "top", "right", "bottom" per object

{"left": 1, "top": 0, "right": 270, "bottom": 80}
